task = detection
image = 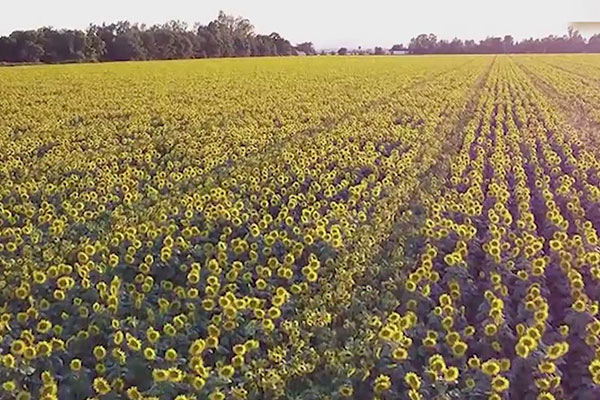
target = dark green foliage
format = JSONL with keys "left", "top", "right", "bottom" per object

{"left": 0, "top": 11, "right": 300, "bottom": 63}
{"left": 408, "top": 29, "right": 598, "bottom": 54}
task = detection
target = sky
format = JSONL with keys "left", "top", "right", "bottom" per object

{"left": 1, "top": 0, "right": 599, "bottom": 49}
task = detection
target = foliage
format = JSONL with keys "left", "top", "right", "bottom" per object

{"left": 408, "top": 30, "right": 600, "bottom": 54}
{"left": 0, "top": 11, "right": 300, "bottom": 64}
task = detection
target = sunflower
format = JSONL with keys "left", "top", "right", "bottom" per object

{"left": 374, "top": 374, "right": 391, "bottom": 394}
{"left": 468, "top": 356, "right": 481, "bottom": 369}
{"left": 572, "top": 299, "right": 586, "bottom": 312}
{"left": 445, "top": 331, "right": 459, "bottom": 344}
{"left": 2, "top": 381, "right": 16, "bottom": 392}
{"left": 152, "top": 369, "right": 168, "bottom": 382}
{"left": 209, "top": 391, "right": 226, "bottom": 400}
{"left": 404, "top": 372, "right": 421, "bottom": 390}
{"left": 165, "top": 348, "right": 178, "bottom": 362}
{"left": 339, "top": 384, "right": 354, "bottom": 397}
{"left": 143, "top": 348, "right": 156, "bottom": 361}
{"left": 2, "top": 354, "right": 16, "bottom": 369}
{"left": 93, "top": 345, "right": 107, "bottom": 361}
{"left": 10, "top": 339, "right": 26, "bottom": 356}
{"left": 219, "top": 365, "right": 235, "bottom": 380}
{"left": 482, "top": 360, "right": 500, "bottom": 376}
{"left": 464, "top": 326, "right": 475, "bottom": 336}
{"left": 191, "top": 377, "right": 206, "bottom": 391}
{"left": 23, "top": 346, "right": 37, "bottom": 360}
{"left": 537, "top": 392, "right": 555, "bottom": 400}
{"left": 588, "top": 359, "right": 600, "bottom": 376}
{"left": 538, "top": 361, "right": 556, "bottom": 374}
{"left": 491, "top": 376, "right": 509, "bottom": 392}
{"left": 429, "top": 354, "right": 446, "bottom": 372}
{"left": 392, "top": 347, "right": 408, "bottom": 361}
{"left": 443, "top": 366, "right": 459, "bottom": 382}
{"left": 167, "top": 368, "right": 184, "bottom": 383}
{"left": 69, "top": 358, "right": 81, "bottom": 372}
{"left": 36, "top": 341, "right": 52, "bottom": 357}
{"left": 93, "top": 377, "right": 111, "bottom": 395}
{"left": 484, "top": 323, "right": 497, "bottom": 336}
{"left": 535, "top": 378, "right": 550, "bottom": 391}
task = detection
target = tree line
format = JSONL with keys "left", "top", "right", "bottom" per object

{"left": 0, "top": 11, "right": 317, "bottom": 64}
{"left": 407, "top": 29, "right": 600, "bottom": 54}
{"left": 3, "top": 12, "right": 600, "bottom": 64}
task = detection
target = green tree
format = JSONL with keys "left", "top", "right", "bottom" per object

{"left": 296, "top": 42, "right": 316, "bottom": 54}
{"left": 84, "top": 26, "right": 106, "bottom": 60}
{"left": 408, "top": 34, "right": 437, "bottom": 54}
{"left": 9, "top": 30, "right": 44, "bottom": 62}
{"left": 588, "top": 34, "right": 600, "bottom": 52}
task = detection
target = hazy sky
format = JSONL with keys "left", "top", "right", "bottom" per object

{"left": 1, "top": 0, "right": 599, "bottom": 49}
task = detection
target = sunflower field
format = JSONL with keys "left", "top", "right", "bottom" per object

{"left": 1, "top": 55, "right": 600, "bottom": 400}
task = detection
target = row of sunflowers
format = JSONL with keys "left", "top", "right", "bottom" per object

{"left": 326, "top": 56, "right": 600, "bottom": 400}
